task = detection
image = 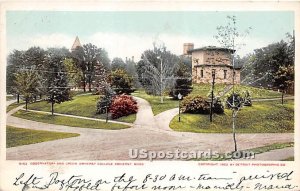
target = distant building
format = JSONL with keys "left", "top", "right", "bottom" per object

{"left": 185, "top": 45, "right": 241, "bottom": 84}
{"left": 71, "top": 36, "right": 82, "bottom": 51}
{"left": 183, "top": 43, "right": 194, "bottom": 56}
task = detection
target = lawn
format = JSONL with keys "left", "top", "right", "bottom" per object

{"left": 132, "top": 90, "right": 178, "bottom": 115}
{"left": 190, "top": 84, "right": 283, "bottom": 99}
{"left": 244, "top": 142, "right": 294, "bottom": 155}
{"left": 133, "top": 84, "right": 284, "bottom": 116}
{"left": 13, "top": 110, "right": 131, "bottom": 130}
{"left": 194, "top": 142, "right": 294, "bottom": 161}
{"left": 6, "top": 95, "right": 16, "bottom": 101}
{"left": 6, "top": 125, "right": 79, "bottom": 148}
{"left": 7, "top": 101, "right": 24, "bottom": 112}
{"left": 170, "top": 100, "right": 294, "bottom": 133}
{"left": 27, "top": 94, "right": 136, "bottom": 123}
{"left": 281, "top": 156, "right": 294, "bottom": 161}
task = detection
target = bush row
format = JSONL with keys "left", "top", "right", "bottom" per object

{"left": 96, "top": 91, "right": 138, "bottom": 119}
{"left": 181, "top": 95, "right": 224, "bottom": 114}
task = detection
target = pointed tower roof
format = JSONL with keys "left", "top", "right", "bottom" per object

{"left": 71, "top": 36, "right": 82, "bottom": 51}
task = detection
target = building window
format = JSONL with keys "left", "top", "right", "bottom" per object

{"left": 200, "top": 69, "right": 204, "bottom": 78}
{"left": 224, "top": 70, "right": 227, "bottom": 79}
{"left": 212, "top": 69, "right": 216, "bottom": 75}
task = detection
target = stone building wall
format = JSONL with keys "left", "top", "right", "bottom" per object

{"left": 193, "top": 66, "right": 240, "bottom": 84}
{"left": 191, "top": 48, "right": 241, "bottom": 84}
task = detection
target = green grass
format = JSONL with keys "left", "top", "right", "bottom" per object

{"left": 235, "top": 85, "right": 283, "bottom": 98}
{"left": 132, "top": 90, "right": 178, "bottom": 115}
{"left": 133, "top": 84, "right": 283, "bottom": 116}
{"left": 281, "top": 156, "right": 294, "bottom": 161}
{"left": 7, "top": 102, "right": 24, "bottom": 112}
{"left": 6, "top": 95, "right": 16, "bottom": 101}
{"left": 27, "top": 94, "right": 136, "bottom": 123}
{"left": 115, "top": 113, "right": 137, "bottom": 123}
{"left": 13, "top": 110, "right": 130, "bottom": 130}
{"left": 245, "top": 142, "right": 294, "bottom": 155}
{"left": 6, "top": 125, "right": 79, "bottom": 148}
{"left": 190, "top": 84, "right": 227, "bottom": 97}
{"left": 195, "top": 142, "right": 294, "bottom": 161}
{"left": 70, "top": 90, "right": 92, "bottom": 96}
{"left": 170, "top": 100, "right": 294, "bottom": 133}
{"left": 191, "top": 84, "right": 283, "bottom": 99}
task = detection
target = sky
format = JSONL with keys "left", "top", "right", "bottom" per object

{"left": 6, "top": 11, "right": 294, "bottom": 61}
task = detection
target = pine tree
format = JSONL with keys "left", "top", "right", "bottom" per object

{"left": 170, "top": 62, "right": 192, "bottom": 99}
{"left": 93, "top": 61, "right": 108, "bottom": 94}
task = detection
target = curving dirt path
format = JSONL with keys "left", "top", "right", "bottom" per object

{"left": 6, "top": 97, "right": 294, "bottom": 160}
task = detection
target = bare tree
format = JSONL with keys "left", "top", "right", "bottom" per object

{"left": 141, "top": 45, "right": 179, "bottom": 103}
{"left": 214, "top": 15, "right": 251, "bottom": 152}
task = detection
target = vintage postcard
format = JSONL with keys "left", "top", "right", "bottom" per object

{"left": 0, "top": 1, "right": 299, "bottom": 191}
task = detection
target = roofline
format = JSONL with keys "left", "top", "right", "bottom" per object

{"left": 194, "top": 64, "right": 242, "bottom": 69}
{"left": 188, "top": 47, "right": 235, "bottom": 54}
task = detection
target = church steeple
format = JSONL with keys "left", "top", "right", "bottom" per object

{"left": 71, "top": 36, "right": 82, "bottom": 51}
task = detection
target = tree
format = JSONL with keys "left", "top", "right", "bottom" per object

{"left": 274, "top": 65, "right": 294, "bottom": 104}
{"left": 24, "top": 47, "right": 48, "bottom": 98}
{"left": 23, "top": 47, "right": 47, "bottom": 70}
{"left": 7, "top": 47, "right": 47, "bottom": 101}
{"left": 71, "top": 46, "right": 87, "bottom": 92}
{"left": 71, "top": 43, "right": 109, "bottom": 92}
{"left": 125, "top": 58, "right": 140, "bottom": 89}
{"left": 241, "top": 37, "right": 294, "bottom": 89}
{"left": 83, "top": 43, "right": 101, "bottom": 92}
{"left": 136, "top": 59, "right": 152, "bottom": 93}
{"left": 63, "top": 58, "right": 83, "bottom": 89}
{"left": 214, "top": 15, "right": 251, "bottom": 152}
{"left": 170, "top": 61, "right": 192, "bottom": 99}
{"left": 138, "top": 45, "right": 179, "bottom": 103}
{"left": 110, "top": 69, "right": 134, "bottom": 94}
{"left": 14, "top": 66, "right": 40, "bottom": 110}
{"left": 7, "top": 50, "right": 25, "bottom": 102}
{"left": 111, "top": 57, "right": 126, "bottom": 71}
{"left": 98, "top": 48, "right": 111, "bottom": 72}
{"left": 94, "top": 60, "right": 108, "bottom": 94}
{"left": 96, "top": 84, "right": 115, "bottom": 115}
{"left": 45, "top": 51, "right": 71, "bottom": 115}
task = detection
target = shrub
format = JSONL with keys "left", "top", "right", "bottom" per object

{"left": 213, "top": 97, "right": 224, "bottom": 114}
{"left": 243, "top": 90, "right": 252, "bottom": 106}
{"left": 109, "top": 94, "right": 138, "bottom": 119}
{"left": 226, "top": 93, "right": 243, "bottom": 109}
{"left": 169, "top": 62, "right": 193, "bottom": 99}
{"left": 181, "top": 95, "right": 210, "bottom": 114}
{"left": 96, "top": 85, "right": 115, "bottom": 114}
{"left": 110, "top": 69, "right": 134, "bottom": 95}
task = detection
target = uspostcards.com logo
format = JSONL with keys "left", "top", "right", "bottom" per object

{"left": 129, "top": 149, "right": 255, "bottom": 161}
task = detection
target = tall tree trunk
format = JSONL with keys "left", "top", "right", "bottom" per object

{"left": 83, "top": 76, "right": 86, "bottom": 92}
{"left": 51, "top": 101, "right": 54, "bottom": 115}
{"left": 281, "top": 90, "right": 284, "bottom": 105}
{"left": 232, "top": 110, "right": 237, "bottom": 152}
{"left": 210, "top": 73, "right": 215, "bottom": 122}
{"left": 25, "top": 99, "right": 28, "bottom": 111}
{"left": 51, "top": 93, "right": 54, "bottom": 115}
{"left": 88, "top": 76, "right": 92, "bottom": 92}
{"left": 17, "top": 94, "right": 20, "bottom": 103}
